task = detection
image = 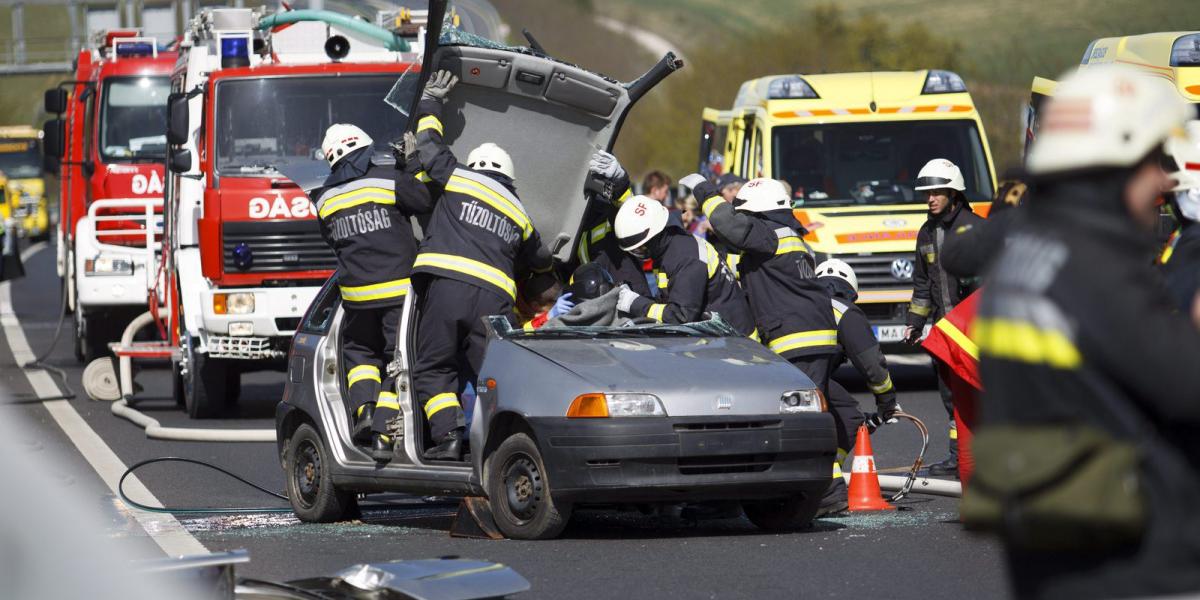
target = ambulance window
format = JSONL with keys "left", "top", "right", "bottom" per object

{"left": 752, "top": 127, "right": 764, "bottom": 177}
{"left": 301, "top": 275, "right": 341, "bottom": 335}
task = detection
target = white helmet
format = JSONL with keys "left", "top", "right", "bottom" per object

{"left": 914, "top": 159, "right": 966, "bottom": 192}
{"left": 733, "top": 177, "right": 791, "bottom": 212}
{"left": 1166, "top": 120, "right": 1200, "bottom": 221}
{"left": 614, "top": 195, "right": 669, "bottom": 252}
{"left": 467, "top": 142, "right": 515, "bottom": 180}
{"left": 815, "top": 258, "right": 858, "bottom": 293}
{"left": 1026, "top": 65, "right": 1193, "bottom": 175}
{"left": 321, "top": 123, "right": 373, "bottom": 167}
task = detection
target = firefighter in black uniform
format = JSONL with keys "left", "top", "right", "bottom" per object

{"left": 410, "top": 70, "right": 552, "bottom": 461}
{"left": 904, "top": 158, "right": 984, "bottom": 477}
{"left": 312, "top": 123, "right": 418, "bottom": 461}
{"left": 611, "top": 193, "right": 756, "bottom": 336}
{"left": 975, "top": 65, "right": 1200, "bottom": 599}
{"left": 1160, "top": 121, "right": 1200, "bottom": 313}
{"left": 814, "top": 258, "right": 899, "bottom": 514}
{"left": 693, "top": 176, "right": 838, "bottom": 392}
{"left": 577, "top": 151, "right": 654, "bottom": 297}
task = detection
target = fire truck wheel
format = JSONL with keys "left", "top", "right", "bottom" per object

{"left": 171, "top": 362, "right": 185, "bottom": 408}
{"left": 184, "top": 352, "right": 227, "bottom": 419}
{"left": 74, "top": 312, "right": 113, "bottom": 364}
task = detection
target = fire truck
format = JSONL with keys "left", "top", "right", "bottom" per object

{"left": 163, "top": 7, "right": 424, "bottom": 417}
{"left": 42, "top": 31, "right": 175, "bottom": 363}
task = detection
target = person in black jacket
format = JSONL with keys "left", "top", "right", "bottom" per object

{"left": 611, "top": 194, "right": 756, "bottom": 337}
{"left": 312, "top": 124, "right": 419, "bottom": 461}
{"left": 905, "top": 158, "right": 984, "bottom": 477}
{"left": 577, "top": 151, "right": 652, "bottom": 297}
{"left": 1160, "top": 122, "right": 1200, "bottom": 313}
{"left": 693, "top": 176, "right": 838, "bottom": 393}
{"left": 941, "top": 177, "right": 1030, "bottom": 279}
{"left": 409, "top": 70, "right": 552, "bottom": 461}
{"left": 978, "top": 65, "right": 1200, "bottom": 599}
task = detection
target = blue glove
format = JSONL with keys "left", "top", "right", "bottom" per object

{"left": 548, "top": 293, "right": 575, "bottom": 319}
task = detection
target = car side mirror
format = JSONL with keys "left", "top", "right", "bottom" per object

{"left": 43, "top": 88, "right": 68, "bottom": 114}
{"left": 169, "top": 148, "right": 192, "bottom": 174}
{"left": 41, "top": 119, "right": 65, "bottom": 174}
{"left": 167, "top": 94, "right": 190, "bottom": 146}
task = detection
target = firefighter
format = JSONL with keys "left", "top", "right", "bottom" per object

{"left": 312, "top": 123, "right": 417, "bottom": 461}
{"left": 904, "top": 158, "right": 984, "bottom": 477}
{"left": 611, "top": 194, "right": 756, "bottom": 336}
{"left": 974, "top": 65, "right": 1200, "bottom": 598}
{"left": 410, "top": 70, "right": 552, "bottom": 461}
{"left": 578, "top": 151, "right": 655, "bottom": 297}
{"left": 692, "top": 176, "right": 838, "bottom": 392}
{"left": 1161, "top": 121, "right": 1200, "bottom": 313}
{"left": 814, "top": 258, "right": 899, "bottom": 513}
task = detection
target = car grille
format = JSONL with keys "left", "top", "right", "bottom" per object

{"left": 839, "top": 252, "right": 915, "bottom": 292}
{"left": 673, "top": 420, "right": 780, "bottom": 432}
{"left": 223, "top": 220, "right": 335, "bottom": 273}
{"left": 677, "top": 453, "right": 775, "bottom": 475}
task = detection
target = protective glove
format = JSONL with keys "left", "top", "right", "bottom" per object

{"left": 616, "top": 284, "right": 639, "bottom": 314}
{"left": 389, "top": 131, "right": 418, "bottom": 166}
{"left": 588, "top": 150, "right": 626, "bottom": 182}
{"left": 876, "top": 397, "right": 899, "bottom": 422}
{"left": 680, "top": 173, "right": 719, "bottom": 207}
{"left": 422, "top": 70, "right": 458, "bottom": 102}
{"left": 903, "top": 325, "right": 922, "bottom": 345}
{"left": 548, "top": 293, "right": 576, "bottom": 319}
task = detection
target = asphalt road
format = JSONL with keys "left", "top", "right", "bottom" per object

{"left": 1, "top": 241, "right": 1011, "bottom": 599}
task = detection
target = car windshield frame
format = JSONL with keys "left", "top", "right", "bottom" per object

{"left": 772, "top": 118, "right": 993, "bottom": 207}
{"left": 213, "top": 73, "right": 418, "bottom": 178}
{"left": 489, "top": 314, "right": 741, "bottom": 340}
{"left": 0, "top": 140, "right": 42, "bottom": 179}
{"left": 97, "top": 75, "right": 171, "bottom": 163}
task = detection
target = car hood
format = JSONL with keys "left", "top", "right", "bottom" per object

{"left": 512, "top": 335, "right": 816, "bottom": 416}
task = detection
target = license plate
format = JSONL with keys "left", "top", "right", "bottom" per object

{"left": 874, "top": 325, "right": 906, "bottom": 343}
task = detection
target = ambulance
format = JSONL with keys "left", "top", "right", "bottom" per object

{"left": 0, "top": 126, "right": 49, "bottom": 241}
{"left": 699, "top": 71, "right": 997, "bottom": 343}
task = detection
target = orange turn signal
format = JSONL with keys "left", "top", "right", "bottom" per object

{"left": 486, "top": 378, "right": 497, "bottom": 391}
{"left": 818, "top": 390, "right": 828, "bottom": 413}
{"left": 567, "top": 393, "right": 609, "bottom": 418}
{"left": 213, "top": 293, "right": 228, "bottom": 315}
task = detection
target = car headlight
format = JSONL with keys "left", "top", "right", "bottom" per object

{"left": 213, "top": 292, "right": 255, "bottom": 315}
{"left": 84, "top": 256, "right": 133, "bottom": 276}
{"left": 781, "top": 389, "right": 825, "bottom": 413}
{"left": 567, "top": 393, "right": 667, "bottom": 418}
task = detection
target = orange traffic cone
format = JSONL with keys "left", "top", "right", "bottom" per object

{"left": 848, "top": 424, "right": 895, "bottom": 512}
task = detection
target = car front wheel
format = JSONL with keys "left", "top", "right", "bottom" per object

{"left": 485, "top": 433, "right": 571, "bottom": 540}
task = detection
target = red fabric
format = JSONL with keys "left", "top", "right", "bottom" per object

{"left": 530, "top": 311, "right": 549, "bottom": 329}
{"left": 945, "top": 364, "right": 979, "bottom": 486}
{"left": 921, "top": 289, "right": 982, "bottom": 391}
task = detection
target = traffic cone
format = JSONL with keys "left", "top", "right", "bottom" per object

{"left": 848, "top": 424, "right": 895, "bottom": 511}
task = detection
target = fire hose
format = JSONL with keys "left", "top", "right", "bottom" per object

{"left": 862, "top": 410, "right": 962, "bottom": 499}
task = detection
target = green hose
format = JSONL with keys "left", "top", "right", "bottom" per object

{"left": 257, "top": 9, "right": 410, "bottom": 53}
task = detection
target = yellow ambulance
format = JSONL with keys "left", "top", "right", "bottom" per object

{"left": 0, "top": 126, "right": 50, "bottom": 240}
{"left": 699, "top": 70, "right": 997, "bottom": 343}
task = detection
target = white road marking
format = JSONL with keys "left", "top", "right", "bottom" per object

{"left": 0, "top": 242, "right": 207, "bottom": 557}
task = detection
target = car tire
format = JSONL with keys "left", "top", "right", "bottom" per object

{"left": 184, "top": 350, "right": 226, "bottom": 419}
{"left": 743, "top": 492, "right": 822, "bottom": 531}
{"left": 485, "top": 433, "right": 571, "bottom": 540}
{"left": 285, "top": 423, "right": 357, "bottom": 523}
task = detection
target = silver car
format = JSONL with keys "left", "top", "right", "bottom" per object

{"left": 275, "top": 23, "right": 837, "bottom": 540}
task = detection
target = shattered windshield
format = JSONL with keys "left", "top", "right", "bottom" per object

{"left": 99, "top": 76, "right": 170, "bottom": 162}
{"left": 491, "top": 314, "right": 740, "bottom": 340}
{"left": 215, "top": 74, "right": 418, "bottom": 175}
{"left": 0, "top": 140, "right": 41, "bottom": 178}
{"left": 774, "top": 120, "right": 993, "bottom": 207}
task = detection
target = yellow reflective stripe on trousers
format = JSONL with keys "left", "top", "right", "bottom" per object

{"left": 376, "top": 392, "right": 400, "bottom": 411}
{"left": 418, "top": 115, "right": 443, "bottom": 135}
{"left": 317, "top": 187, "right": 395, "bottom": 219}
{"left": 935, "top": 317, "right": 978, "bottom": 360}
{"left": 775, "top": 236, "right": 808, "bottom": 255}
{"left": 647, "top": 303, "right": 667, "bottom": 322}
{"left": 971, "top": 317, "right": 1082, "bottom": 369}
{"left": 869, "top": 374, "right": 894, "bottom": 395}
{"left": 446, "top": 175, "right": 533, "bottom": 240}
{"left": 347, "top": 364, "right": 381, "bottom": 387}
{"left": 768, "top": 330, "right": 838, "bottom": 354}
{"left": 425, "top": 393, "right": 460, "bottom": 418}
{"left": 413, "top": 253, "right": 517, "bottom": 300}
{"left": 701, "top": 195, "right": 724, "bottom": 216}
{"left": 340, "top": 277, "right": 412, "bottom": 303}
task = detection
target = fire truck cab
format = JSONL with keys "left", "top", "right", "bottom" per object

{"left": 42, "top": 31, "right": 174, "bottom": 363}
{"left": 165, "top": 8, "right": 424, "bottom": 417}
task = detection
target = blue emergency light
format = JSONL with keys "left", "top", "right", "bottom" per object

{"left": 221, "top": 36, "right": 251, "bottom": 68}
{"left": 115, "top": 42, "right": 155, "bottom": 58}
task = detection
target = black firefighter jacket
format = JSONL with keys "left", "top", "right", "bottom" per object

{"left": 575, "top": 170, "right": 652, "bottom": 296}
{"left": 824, "top": 278, "right": 897, "bottom": 408}
{"left": 409, "top": 98, "right": 550, "bottom": 303}
{"left": 1159, "top": 221, "right": 1200, "bottom": 313}
{"left": 699, "top": 187, "right": 837, "bottom": 359}
{"left": 978, "top": 190, "right": 1200, "bottom": 599}
{"left": 312, "top": 148, "right": 419, "bottom": 308}
{"left": 907, "top": 200, "right": 984, "bottom": 329}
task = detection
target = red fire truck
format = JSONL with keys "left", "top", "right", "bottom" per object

{"left": 42, "top": 30, "right": 175, "bottom": 363}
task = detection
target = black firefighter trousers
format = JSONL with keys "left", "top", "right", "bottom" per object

{"left": 413, "top": 277, "right": 511, "bottom": 442}
{"left": 342, "top": 304, "right": 403, "bottom": 436}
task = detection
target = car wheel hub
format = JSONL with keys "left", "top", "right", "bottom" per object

{"left": 295, "top": 441, "right": 321, "bottom": 507}
{"left": 503, "top": 455, "right": 541, "bottom": 522}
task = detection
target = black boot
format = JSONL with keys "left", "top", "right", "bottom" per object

{"left": 816, "top": 478, "right": 848, "bottom": 517}
{"left": 352, "top": 404, "right": 375, "bottom": 444}
{"left": 927, "top": 438, "right": 959, "bottom": 478}
{"left": 370, "top": 432, "right": 394, "bottom": 462}
{"left": 423, "top": 428, "right": 464, "bottom": 461}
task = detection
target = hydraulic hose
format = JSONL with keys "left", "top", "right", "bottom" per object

{"left": 861, "top": 410, "right": 963, "bottom": 499}
{"left": 257, "top": 10, "right": 410, "bottom": 52}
